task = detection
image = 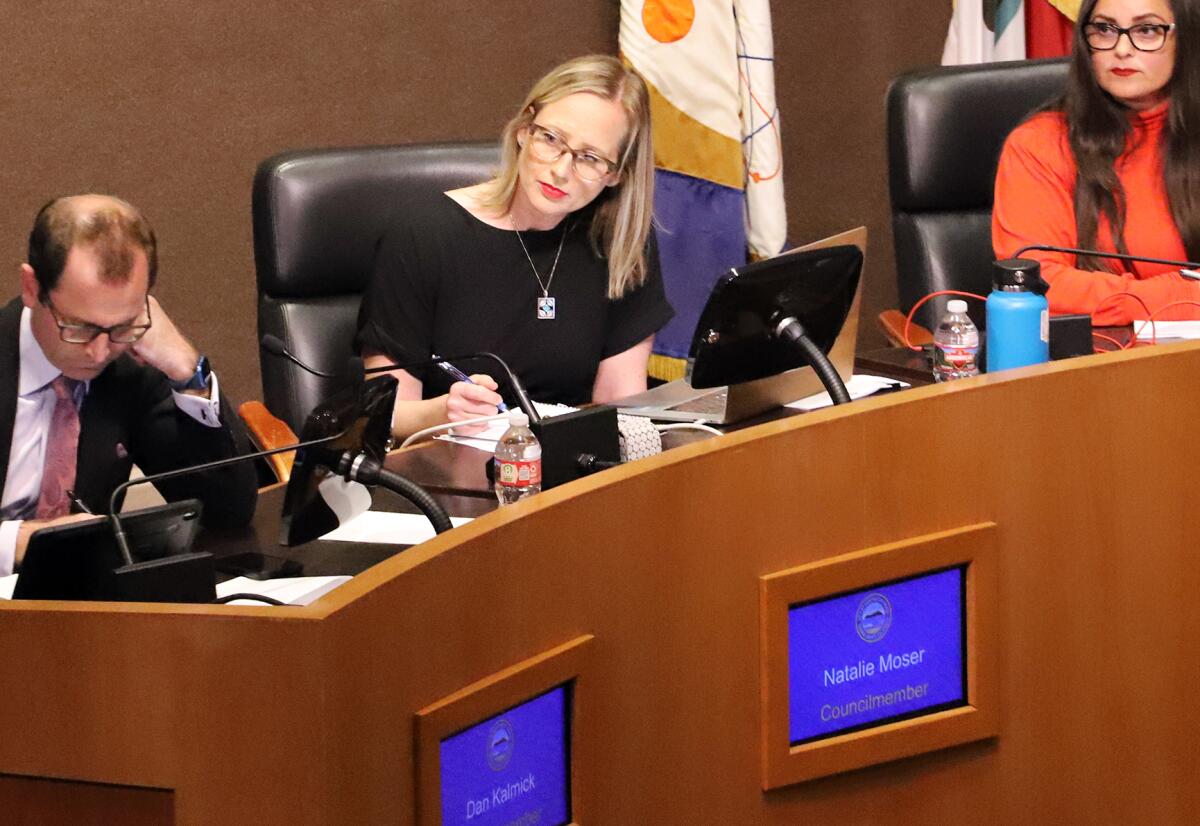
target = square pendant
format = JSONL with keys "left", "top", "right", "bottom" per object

{"left": 537, "top": 296, "right": 556, "bottom": 320}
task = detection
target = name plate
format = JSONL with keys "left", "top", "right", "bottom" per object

{"left": 759, "top": 524, "right": 998, "bottom": 788}
{"left": 788, "top": 567, "right": 966, "bottom": 744}
{"left": 416, "top": 636, "right": 590, "bottom": 825}
{"left": 439, "top": 685, "right": 571, "bottom": 826}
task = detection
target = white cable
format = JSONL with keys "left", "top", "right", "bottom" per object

{"left": 654, "top": 422, "right": 725, "bottom": 437}
{"left": 399, "top": 413, "right": 509, "bottom": 449}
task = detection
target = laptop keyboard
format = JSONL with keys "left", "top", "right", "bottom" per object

{"left": 669, "top": 389, "right": 728, "bottom": 414}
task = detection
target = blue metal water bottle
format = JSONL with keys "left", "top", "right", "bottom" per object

{"left": 986, "top": 258, "right": 1050, "bottom": 373}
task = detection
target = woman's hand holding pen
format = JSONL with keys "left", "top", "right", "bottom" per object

{"left": 446, "top": 374, "right": 504, "bottom": 435}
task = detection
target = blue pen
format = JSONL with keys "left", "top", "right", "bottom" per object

{"left": 431, "top": 355, "right": 508, "bottom": 412}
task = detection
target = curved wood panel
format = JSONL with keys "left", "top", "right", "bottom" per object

{"left": 2, "top": 342, "right": 1198, "bottom": 823}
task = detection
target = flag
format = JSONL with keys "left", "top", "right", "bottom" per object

{"left": 942, "top": 0, "right": 1027, "bottom": 65}
{"left": 1027, "top": 0, "right": 1078, "bottom": 59}
{"left": 620, "top": 0, "right": 786, "bottom": 381}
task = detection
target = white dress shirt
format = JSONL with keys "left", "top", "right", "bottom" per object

{"left": 0, "top": 307, "right": 223, "bottom": 575}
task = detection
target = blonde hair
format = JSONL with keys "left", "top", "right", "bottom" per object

{"left": 479, "top": 55, "right": 654, "bottom": 299}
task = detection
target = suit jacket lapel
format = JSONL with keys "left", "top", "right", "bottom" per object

{"left": 0, "top": 298, "right": 24, "bottom": 495}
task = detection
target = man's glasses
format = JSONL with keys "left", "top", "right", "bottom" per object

{"left": 1084, "top": 20, "right": 1175, "bottom": 52}
{"left": 525, "top": 124, "right": 619, "bottom": 183}
{"left": 44, "top": 295, "right": 152, "bottom": 344}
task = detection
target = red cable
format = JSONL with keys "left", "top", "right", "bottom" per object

{"left": 909, "top": 289, "right": 1200, "bottom": 355}
{"left": 1092, "top": 292, "right": 1155, "bottom": 347}
{"left": 1091, "top": 332, "right": 1125, "bottom": 352}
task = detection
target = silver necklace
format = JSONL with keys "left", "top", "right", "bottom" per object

{"left": 510, "top": 216, "right": 568, "bottom": 320}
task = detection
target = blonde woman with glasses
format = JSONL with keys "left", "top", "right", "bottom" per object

{"left": 357, "top": 55, "right": 673, "bottom": 438}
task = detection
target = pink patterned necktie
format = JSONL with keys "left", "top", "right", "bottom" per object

{"left": 35, "top": 375, "right": 82, "bottom": 520}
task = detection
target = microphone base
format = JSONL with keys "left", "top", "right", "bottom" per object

{"left": 531, "top": 405, "right": 621, "bottom": 490}
{"left": 110, "top": 552, "right": 217, "bottom": 603}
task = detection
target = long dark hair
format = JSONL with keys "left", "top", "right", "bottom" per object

{"left": 1060, "top": 0, "right": 1200, "bottom": 271}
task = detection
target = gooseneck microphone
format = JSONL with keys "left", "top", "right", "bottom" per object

{"left": 772, "top": 316, "right": 852, "bottom": 405}
{"left": 103, "top": 423, "right": 453, "bottom": 602}
{"left": 1012, "top": 244, "right": 1200, "bottom": 272}
{"left": 260, "top": 335, "right": 541, "bottom": 424}
{"left": 106, "top": 433, "right": 344, "bottom": 567}
{"left": 260, "top": 334, "right": 346, "bottom": 378}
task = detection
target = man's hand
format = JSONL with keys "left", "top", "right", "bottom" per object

{"left": 15, "top": 513, "right": 102, "bottom": 568}
{"left": 130, "top": 296, "right": 203, "bottom": 391}
{"left": 446, "top": 374, "right": 504, "bottom": 436}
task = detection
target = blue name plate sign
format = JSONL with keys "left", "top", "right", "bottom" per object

{"left": 439, "top": 685, "right": 571, "bottom": 826}
{"left": 788, "top": 566, "right": 967, "bottom": 744}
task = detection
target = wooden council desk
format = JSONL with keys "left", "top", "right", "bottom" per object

{"left": 1, "top": 342, "right": 1196, "bottom": 824}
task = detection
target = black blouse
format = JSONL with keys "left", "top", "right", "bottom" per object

{"left": 356, "top": 194, "right": 673, "bottom": 406}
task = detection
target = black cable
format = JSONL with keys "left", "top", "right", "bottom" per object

{"left": 212, "top": 593, "right": 288, "bottom": 606}
{"left": 343, "top": 455, "right": 454, "bottom": 534}
{"left": 577, "top": 454, "right": 622, "bottom": 474}
{"left": 774, "top": 317, "right": 852, "bottom": 405}
{"left": 374, "top": 467, "right": 453, "bottom": 534}
{"left": 107, "top": 432, "right": 344, "bottom": 567}
{"left": 1012, "top": 244, "right": 1200, "bottom": 270}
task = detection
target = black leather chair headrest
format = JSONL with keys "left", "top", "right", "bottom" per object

{"left": 252, "top": 142, "right": 501, "bottom": 298}
{"left": 887, "top": 58, "right": 1069, "bottom": 212}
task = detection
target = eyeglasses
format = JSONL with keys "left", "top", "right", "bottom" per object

{"left": 43, "top": 295, "right": 153, "bottom": 344}
{"left": 525, "top": 124, "right": 619, "bottom": 183}
{"left": 1084, "top": 20, "right": 1176, "bottom": 52}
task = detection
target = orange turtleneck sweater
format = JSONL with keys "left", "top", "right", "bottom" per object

{"left": 992, "top": 103, "right": 1200, "bottom": 324}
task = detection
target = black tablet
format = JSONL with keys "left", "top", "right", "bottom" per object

{"left": 13, "top": 499, "right": 205, "bottom": 601}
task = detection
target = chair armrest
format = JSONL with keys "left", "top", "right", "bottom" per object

{"left": 877, "top": 309, "right": 933, "bottom": 348}
{"left": 238, "top": 400, "right": 298, "bottom": 484}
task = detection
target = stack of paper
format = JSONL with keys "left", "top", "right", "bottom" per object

{"left": 785, "top": 374, "right": 909, "bottom": 411}
{"left": 320, "top": 510, "right": 473, "bottom": 544}
{"left": 1133, "top": 320, "right": 1200, "bottom": 341}
{"left": 216, "top": 575, "right": 351, "bottom": 606}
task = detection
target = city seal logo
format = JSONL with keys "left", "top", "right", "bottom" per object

{"left": 856, "top": 593, "right": 892, "bottom": 643}
{"left": 487, "top": 719, "right": 515, "bottom": 771}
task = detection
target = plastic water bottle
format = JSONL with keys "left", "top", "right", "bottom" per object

{"left": 932, "top": 299, "right": 980, "bottom": 382}
{"left": 987, "top": 258, "right": 1050, "bottom": 373}
{"left": 494, "top": 410, "right": 542, "bottom": 505}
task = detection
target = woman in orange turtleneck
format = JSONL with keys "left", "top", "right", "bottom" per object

{"left": 993, "top": 0, "right": 1200, "bottom": 324}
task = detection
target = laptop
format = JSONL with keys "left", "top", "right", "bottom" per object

{"left": 617, "top": 227, "right": 866, "bottom": 424}
{"left": 13, "top": 499, "right": 206, "bottom": 601}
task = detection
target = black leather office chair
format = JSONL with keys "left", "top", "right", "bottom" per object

{"left": 252, "top": 142, "right": 500, "bottom": 433}
{"left": 885, "top": 58, "right": 1068, "bottom": 335}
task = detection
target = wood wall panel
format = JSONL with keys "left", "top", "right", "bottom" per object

{"left": 0, "top": 2, "right": 946, "bottom": 408}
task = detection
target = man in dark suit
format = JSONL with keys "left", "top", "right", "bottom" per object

{"left": 0, "top": 194, "right": 257, "bottom": 574}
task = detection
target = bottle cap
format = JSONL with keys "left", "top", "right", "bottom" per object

{"left": 508, "top": 410, "right": 529, "bottom": 427}
{"left": 946, "top": 299, "right": 968, "bottom": 314}
{"left": 993, "top": 258, "right": 1050, "bottom": 295}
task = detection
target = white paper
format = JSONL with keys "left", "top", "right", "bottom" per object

{"left": 1133, "top": 320, "right": 1200, "bottom": 341}
{"left": 437, "top": 402, "right": 578, "bottom": 453}
{"left": 0, "top": 574, "right": 17, "bottom": 600}
{"left": 785, "top": 374, "right": 910, "bottom": 412}
{"left": 320, "top": 510, "right": 473, "bottom": 545}
{"left": 216, "top": 575, "right": 351, "bottom": 606}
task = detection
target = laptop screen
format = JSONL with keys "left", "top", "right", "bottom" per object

{"left": 687, "top": 244, "right": 863, "bottom": 389}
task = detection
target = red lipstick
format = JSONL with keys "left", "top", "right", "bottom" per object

{"left": 538, "top": 181, "right": 567, "bottom": 200}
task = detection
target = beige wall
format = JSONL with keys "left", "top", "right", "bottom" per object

{"left": 1, "top": 2, "right": 949, "bottom": 407}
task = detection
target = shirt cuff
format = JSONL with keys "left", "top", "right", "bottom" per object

{"left": 171, "top": 371, "right": 223, "bottom": 428}
{"left": 0, "top": 520, "right": 20, "bottom": 577}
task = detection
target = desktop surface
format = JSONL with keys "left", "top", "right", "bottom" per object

{"left": 199, "top": 350, "right": 932, "bottom": 577}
